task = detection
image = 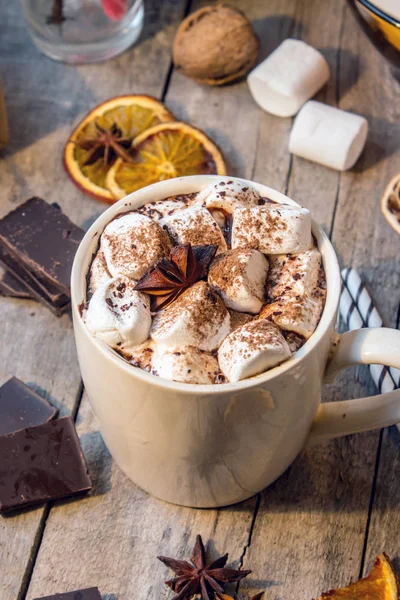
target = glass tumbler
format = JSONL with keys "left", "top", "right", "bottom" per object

{"left": 21, "top": 0, "right": 144, "bottom": 64}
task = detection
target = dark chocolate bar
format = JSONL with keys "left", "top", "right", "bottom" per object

{"left": 33, "top": 588, "right": 102, "bottom": 600}
{"left": 0, "top": 246, "right": 70, "bottom": 316}
{"left": 0, "top": 197, "right": 84, "bottom": 297}
{"left": 0, "top": 267, "right": 33, "bottom": 299}
{"left": 0, "top": 416, "right": 92, "bottom": 514}
{"left": 0, "top": 377, "right": 57, "bottom": 436}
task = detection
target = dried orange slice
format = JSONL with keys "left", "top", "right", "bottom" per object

{"left": 316, "top": 554, "right": 400, "bottom": 600}
{"left": 64, "top": 95, "right": 175, "bottom": 203}
{"left": 106, "top": 121, "right": 227, "bottom": 200}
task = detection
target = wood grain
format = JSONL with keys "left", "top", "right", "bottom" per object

{"left": 0, "top": 1, "right": 187, "bottom": 598}
{"left": 1, "top": 0, "right": 399, "bottom": 599}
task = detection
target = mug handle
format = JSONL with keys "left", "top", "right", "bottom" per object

{"left": 306, "top": 328, "right": 400, "bottom": 446}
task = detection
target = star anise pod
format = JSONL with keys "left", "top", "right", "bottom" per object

{"left": 215, "top": 593, "right": 264, "bottom": 600}
{"left": 157, "top": 534, "right": 251, "bottom": 600}
{"left": 135, "top": 243, "right": 217, "bottom": 311}
{"left": 74, "top": 121, "right": 133, "bottom": 166}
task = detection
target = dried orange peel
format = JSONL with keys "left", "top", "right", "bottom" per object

{"left": 64, "top": 95, "right": 175, "bottom": 203}
{"left": 316, "top": 554, "right": 400, "bottom": 600}
{"left": 106, "top": 121, "right": 227, "bottom": 200}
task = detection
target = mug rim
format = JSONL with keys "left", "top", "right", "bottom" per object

{"left": 71, "top": 175, "right": 341, "bottom": 395}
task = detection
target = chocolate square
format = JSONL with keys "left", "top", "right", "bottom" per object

{"left": 0, "top": 197, "right": 84, "bottom": 297}
{"left": 0, "top": 246, "right": 70, "bottom": 316}
{"left": 0, "top": 377, "right": 57, "bottom": 436}
{"left": 33, "top": 588, "right": 101, "bottom": 600}
{"left": 0, "top": 267, "right": 33, "bottom": 299}
{"left": 0, "top": 417, "right": 92, "bottom": 514}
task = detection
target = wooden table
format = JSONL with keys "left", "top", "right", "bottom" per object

{"left": 1, "top": 1, "right": 400, "bottom": 599}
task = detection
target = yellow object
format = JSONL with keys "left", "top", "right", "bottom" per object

{"left": 0, "top": 81, "right": 9, "bottom": 149}
{"left": 106, "top": 121, "right": 227, "bottom": 200}
{"left": 316, "top": 554, "right": 400, "bottom": 600}
{"left": 356, "top": 0, "right": 400, "bottom": 51}
{"left": 64, "top": 95, "right": 175, "bottom": 203}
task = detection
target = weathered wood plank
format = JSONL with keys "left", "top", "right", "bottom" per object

{"left": 239, "top": 1, "right": 400, "bottom": 599}
{"left": 363, "top": 427, "right": 400, "bottom": 575}
{"left": 0, "top": 1, "right": 186, "bottom": 599}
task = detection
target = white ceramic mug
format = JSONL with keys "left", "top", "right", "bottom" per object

{"left": 71, "top": 176, "right": 400, "bottom": 508}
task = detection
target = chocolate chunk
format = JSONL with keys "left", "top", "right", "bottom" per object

{"left": 0, "top": 246, "right": 70, "bottom": 316}
{"left": 0, "top": 267, "right": 33, "bottom": 299}
{"left": 0, "top": 416, "right": 92, "bottom": 515}
{"left": 33, "top": 588, "right": 102, "bottom": 600}
{"left": 0, "top": 197, "right": 84, "bottom": 297}
{"left": 0, "top": 377, "right": 57, "bottom": 436}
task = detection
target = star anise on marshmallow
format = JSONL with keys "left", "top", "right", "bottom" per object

{"left": 134, "top": 243, "right": 217, "bottom": 311}
{"left": 157, "top": 534, "right": 251, "bottom": 600}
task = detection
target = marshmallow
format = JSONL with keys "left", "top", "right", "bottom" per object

{"left": 88, "top": 250, "right": 111, "bottom": 295}
{"left": 289, "top": 101, "right": 368, "bottom": 171}
{"left": 232, "top": 204, "right": 312, "bottom": 254}
{"left": 208, "top": 249, "right": 269, "bottom": 314}
{"left": 218, "top": 319, "right": 291, "bottom": 382}
{"left": 85, "top": 277, "right": 151, "bottom": 348}
{"left": 151, "top": 345, "right": 220, "bottom": 384}
{"left": 101, "top": 213, "right": 172, "bottom": 280}
{"left": 260, "top": 249, "right": 326, "bottom": 338}
{"left": 160, "top": 205, "right": 227, "bottom": 254}
{"left": 247, "top": 39, "right": 330, "bottom": 117}
{"left": 151, "top": 281, "right": 230, "bottom": 351}
{"left": 136, "top": 194, "right": 197, "bottom": 221}
{"left": 197, "top": 179, "right": 260, "bottom": 213}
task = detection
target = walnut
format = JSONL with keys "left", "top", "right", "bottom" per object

{"left": 172, "top": 4, "right": 259, "bottom": 86}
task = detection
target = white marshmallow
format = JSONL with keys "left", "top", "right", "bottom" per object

{"left": 88, "top": 250, "right": 111, "bottom": 294}
{"left": 151, "top": 281, "right": 230, "bottom": 351}
{"left": 247, "top": 39, "right": 330, "bottom": 117}
{"left": 84, "top": 277, "right": 151, "bottom": 348}
{"left": 197, "top": 179, "right": 260, "bottom": 213}
{"left": 136, "top": 195, "right": 197, "bottom": 221}
{"left": 260, "top": 249, "right": 326, "bottom": 339}
{"left": 101, "top": 212, "right": 172, "bottom": 280}
{"left": 151, "top": 345, "right": 220, "bottom": 384}
{"left": 289, "top": 101, "right": 368, "bottom": 171}
{"left": 232, "top": 204, "right": 312, "bottom": 254}
{"left": 208, "top": 249, "right": 269, "bottom": 314}
{"left": 160, "top": 205, "right": 227, "bottom": 253}
{"left": 218, "top": 319, "right": 291, "bottom": 382}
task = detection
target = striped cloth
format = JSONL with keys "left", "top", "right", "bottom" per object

{"left": 340, "top": 268, "right": 400, "bottom": 400}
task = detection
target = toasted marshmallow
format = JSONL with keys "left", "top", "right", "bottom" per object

{"left": 232, "top": 204, "right": 312, "bottom": 254}
{"left": 151, "top": 281, "right": 230, "bottom": 351}
{"left": 136, "top": 194, "right": 196, "bottom": 221}
{"left": 151, "top": 345, "right": 220, "bottom": 384}
{"left": 260, "top": 249, "right": 326, "bottom": 338}
{"left": 218, "top": 319, "right": 291, "bottom": 382}
{"left": 208, "top": 249, "right": 268, "bottom": 314}
{"left": 84, "top": 277, "right": 151, "bottom": 348}
{"left": 197, "top": 179, "right": 260, "bottom": 213}
{"left": 160, "top": 205, "right": 227, "bottom": 254}
{"left": 88, "top": 251, "right": 111, "bottom": 295}
{"left": 101, "top": 213, "right": 172, "bottom": 280}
